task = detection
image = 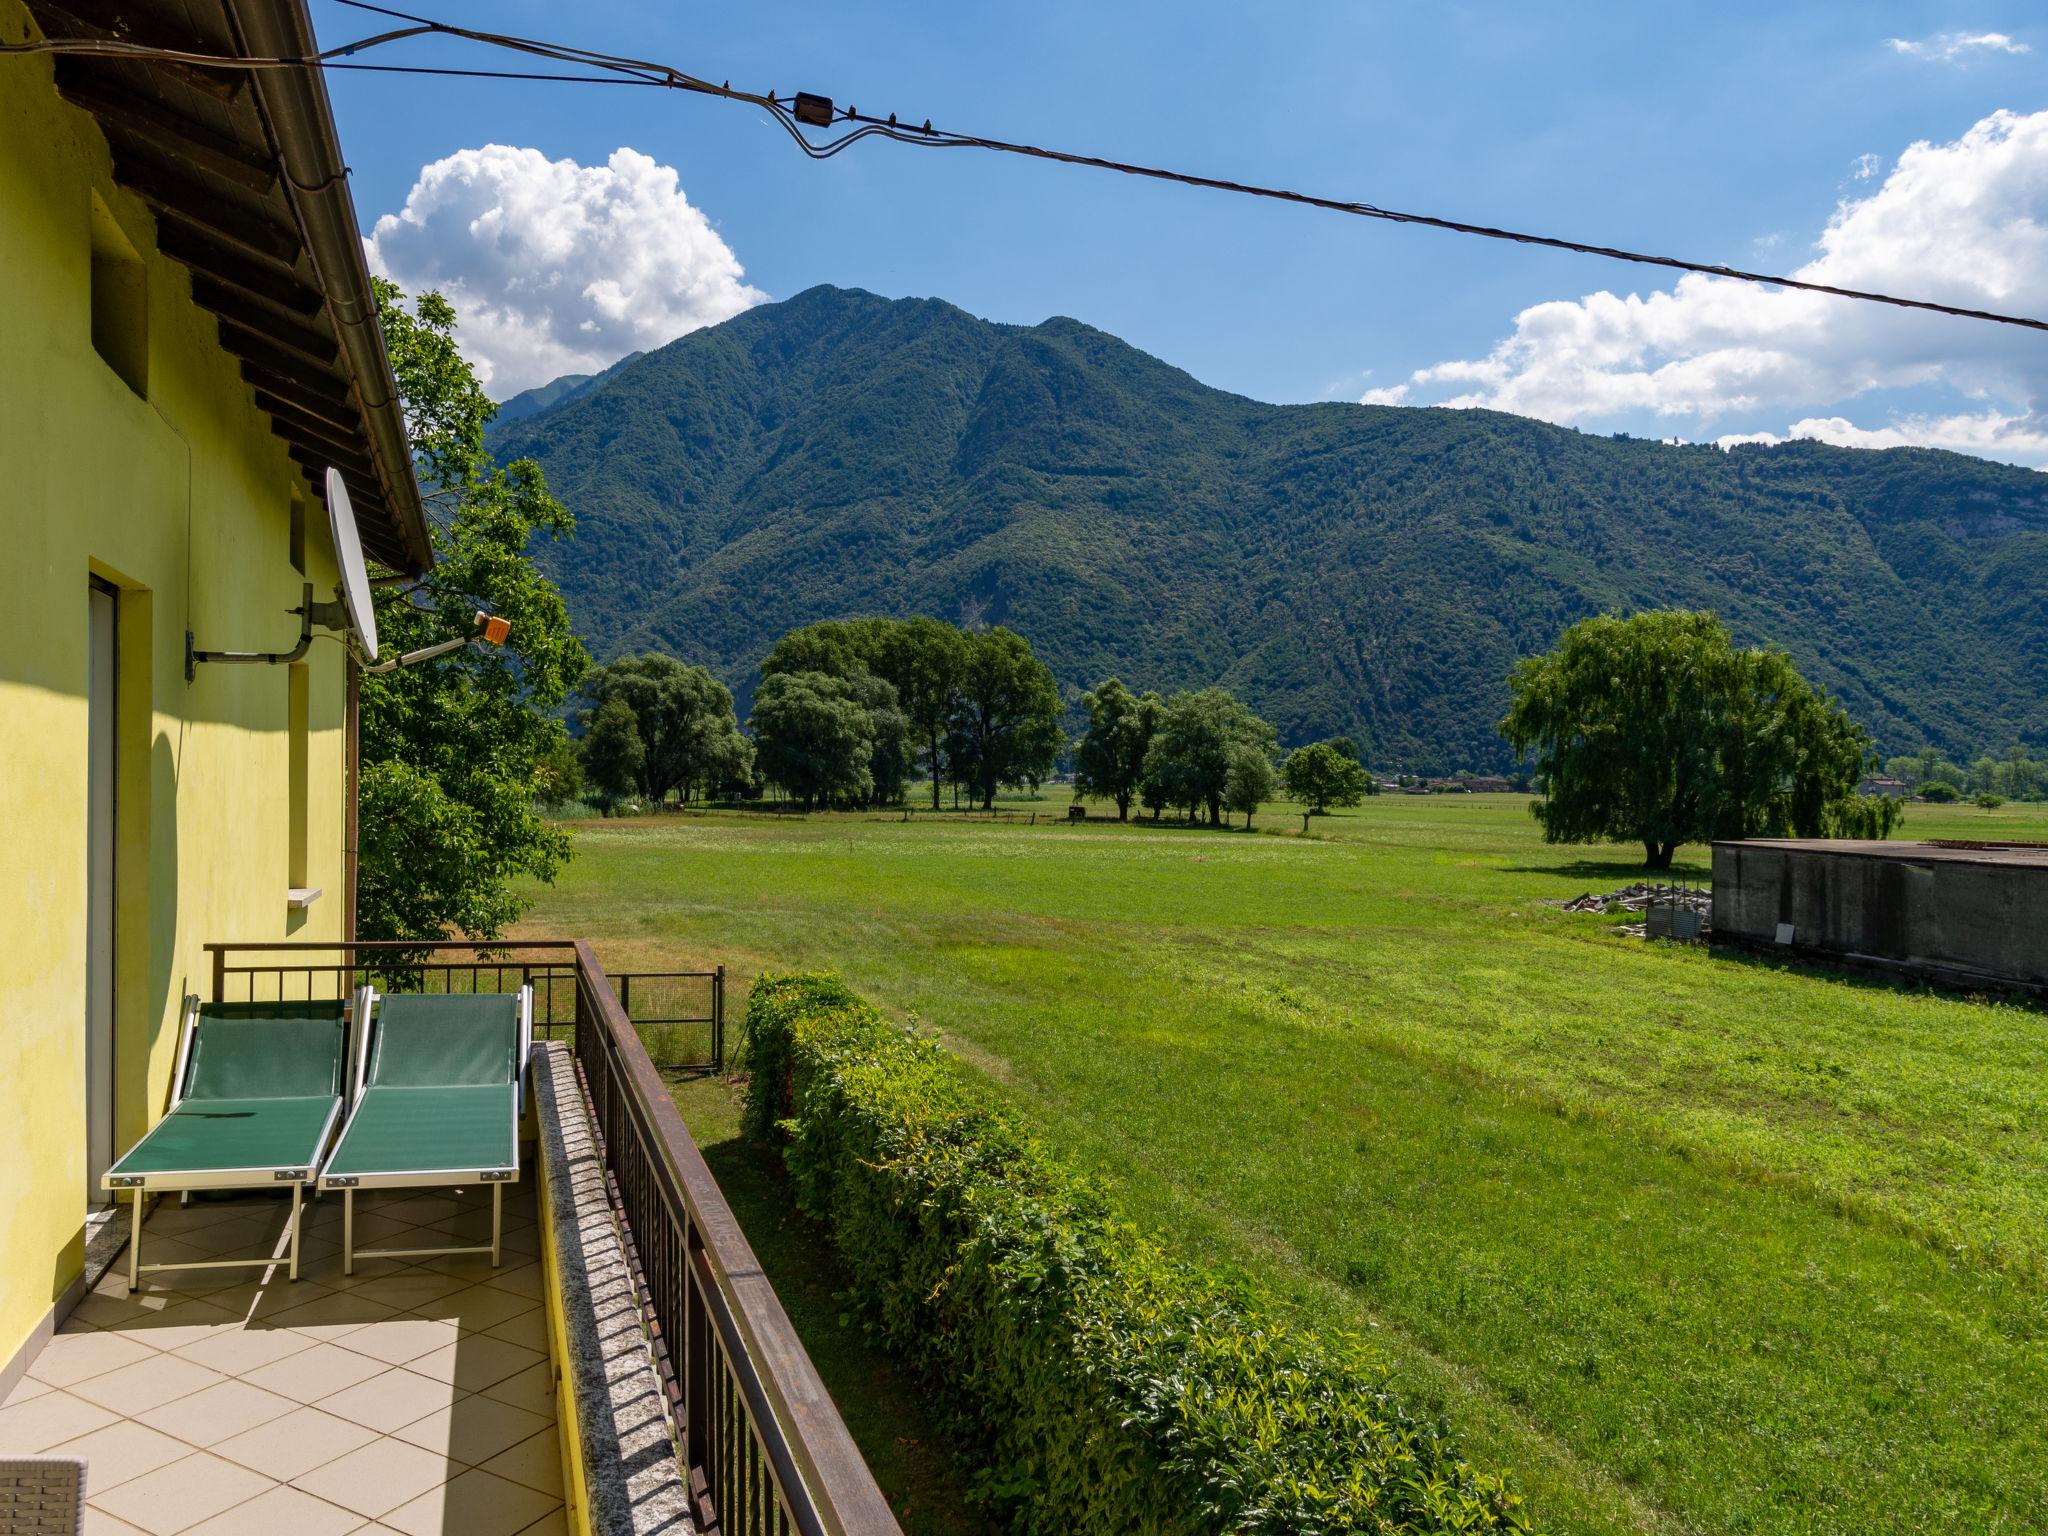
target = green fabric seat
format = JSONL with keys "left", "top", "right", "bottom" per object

{"left": 108, "top": 1096, "right": 339, "bottom": 1176}
{"left": 323, "top": 991, "right": 523, "bottom": 1185}
{"left": 368, "top": 994, "right": 518, "bottom": 1088}
{"left": 104, "top": 999, "right": 350, "bottom": 1288}
{"left": 106, "top": 1006, "right": 348, "bottom": 1183}
{"left": 320, "top": 989, "right": 528, "bottom": 1272}
{"left": 320, "top": 1085, "right": 516, "bottom": 1177}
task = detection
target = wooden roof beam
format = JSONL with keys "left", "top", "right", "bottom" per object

{"left": 253, "top": 389, "right": 372, "bottom": 460}
{"left": 219, "top": 311, "right": 339, "bottom": 373}
{"left": 155, "top": 215, "right": 324, "bottom": 316}
{"left": 189, "top": 278, "right": 337, "bottom": 365}
{"left": 219, "top": 324, "right": 351, "bottom": 409}
{"left": 273, "top": 420, "right": 379, "bottom": 482}
{"left": 117, "top": 154, "right": 300, "bottom": 265}
{"left": 238, "top": 360, "right": 358, "bottom": 430}
{"left": 54, "top": 62, "right": 275, "bottom": 193}
{"left": 22, "top": 1, "right": 246, "bottom": 101}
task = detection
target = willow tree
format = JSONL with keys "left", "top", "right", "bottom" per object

{"left": 1500, "top": 609, "right": 1894, "bottom": 869}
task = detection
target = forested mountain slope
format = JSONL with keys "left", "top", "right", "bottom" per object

{"left": 493, "top": 284, "right": 2048, "bottom": 770}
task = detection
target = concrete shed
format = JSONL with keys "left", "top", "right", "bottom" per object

{"left": 1711, "top": 839, "right": 2048, "bottom": 995}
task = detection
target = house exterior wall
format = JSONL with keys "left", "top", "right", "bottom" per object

{"left": 0, "top": 21, "right": 352, "bottom": 1368}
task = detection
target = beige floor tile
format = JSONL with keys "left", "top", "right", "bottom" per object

{"left": 348, "top": 1211, "right": 435, "bottom": 1244}
{"left": 373, "top": 1195, "right": 470, "bottom": 1228}
{"left": 69, "top": 1353, "right": 228, "bottom": 1414}
{"left": 176, "top": 1480, "right": 363, "bottom": 1535}
{"left": 208, "top": 1405, "right": 378, "bottom": 1482}
{"left": 240, "top": 1342, "right": 386, "bottom": 1403}
{"left": 48, "top": 1418, "right": 192, "bottom": 1491}
{"left": 337, "top": 1315, "right": 461, "bottom": 1367}
{"left": 478, "top": 1265, "right": 543, "bottom": 1301}
{"left": 380, "top": 1468, "right": 558, "bottom": 1536}
{"left": 82, "top": 1507, "right": 153, "bottom": 1536}
{"left": 405, "top": 1337, "right": 545, "bottom": 1393}
{"left": 172, "top": 1322, "right": 316, "bottom": 1377}
{"left": 290, "top": 1435, "right": 452, "bottom": 1519}
{"left": 67, "top": 1292, "right": 229, "bottom": 1333}
{"left": 176, "top": 1217, "right": 288, "bottom": 1258}
{"left": 418, "top": 1210, "right": 515, "bottom": 1244}
{"left": 409, "top": 1252, "right": 516, "bottom": 1283}
{"left": 312, "top": 1367, "right": 461, "bottom": 1434}
{"left": 331, "top": 1270, "right": 472, "bottom": 1310}
{"left": 411, "top": 1286, "right": 534, "bottom": 1335}
{"left": 477, "top": 1309, "right": 548, "bottom": 1353}
{"left": 391, "top": 1395, "right": 552, "bottom": 1466}
{"left": 476, "top": 1362, "right": 554, "bottom": 1417}
{"left": 78, "top": 1301, "right": 247, "bottom": 1356}
{"left": 2, "top": 1372, "right": 54, "bottom": 1406}
{"left": 0, "top": 1389, "right": 118, "bottom": 1452}
{"left": 255, "top": 1289, "right": 403, "bottom": 1343}
{"left": 88, "top": 1451, "right": 274, "bottom": 1536}
{"left": 27, "top": 1328, "right": 157, "bottom": 1388}
{"left": 132, "top": 1201, "right": 252, "bottom": 1237}
{"left": 512, "top": 1508, "right": 567, "bottom": 1536}
{"left": 134, "top": 1378, "right": 299, "bottom": 1447}
{"left": 476, "top": 1428, "right": 563, "bottom": 1497}
{"left": 169, "top": 1277, "right": 327, "bottom": 1322}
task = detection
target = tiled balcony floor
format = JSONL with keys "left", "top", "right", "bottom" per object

{"left": 0, "top": 1184, "right": 565, "bottom": 1536}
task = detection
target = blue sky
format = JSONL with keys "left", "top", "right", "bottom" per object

{"left": 316, "top": 2, "right": 2048, "bottom": 463}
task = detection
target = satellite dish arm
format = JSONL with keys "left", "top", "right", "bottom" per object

{"left": 185, "top": 582, "right": 317, "bottom": 682}
{"left": 360, "top": 612, "right": 509, "bottom": 674}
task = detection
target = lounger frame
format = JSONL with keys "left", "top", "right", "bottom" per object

{"left": 103, "top": 992, "right": 357, "bottom": 1287}
{"left": 319, "top": 986, "right": 532, "bottom": 1273}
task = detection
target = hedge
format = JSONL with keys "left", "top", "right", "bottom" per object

{"left": 742, "top": 973, "right": 1535, "bottom": 1534}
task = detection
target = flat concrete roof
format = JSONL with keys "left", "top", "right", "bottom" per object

{"left": 1712, "top": 838, "right": 2048, "bottom": 869}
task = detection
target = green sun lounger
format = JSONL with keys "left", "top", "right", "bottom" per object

{"left": 316, "top": 987, "right": 532, "bottom": 1272}
{"left": 104, "top": 996, "right": 351, "bottom": 1287}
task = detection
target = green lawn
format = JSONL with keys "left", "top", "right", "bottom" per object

{"left": 523, "top": 795, "right": 2048, "bottom": 1536}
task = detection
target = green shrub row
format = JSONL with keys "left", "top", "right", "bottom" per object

{"left": 742, "top": 973, "right": 1534, "bottom": 1534}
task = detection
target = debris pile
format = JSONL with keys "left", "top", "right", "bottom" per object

{"left": 1549, "top": 883, "right": 1711, "bottom": 939}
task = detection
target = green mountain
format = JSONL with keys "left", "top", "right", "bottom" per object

{"left": 493, "top": 284, "right": 2048, "bottom": 772}
{"left": 491, "top": 351, "right": 643, "bottom": 427}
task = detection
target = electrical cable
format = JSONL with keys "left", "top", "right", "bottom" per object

{"left": 5, "top": 0, "right": 2042, "bottom": 335}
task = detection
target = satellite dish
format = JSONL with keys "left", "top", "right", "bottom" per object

{"left": 324, "top": 467, "right": 378, "bottom": 662}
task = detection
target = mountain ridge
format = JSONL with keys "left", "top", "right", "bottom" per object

{"left": 493, "top": 284, "right": 2048, "bottom": 771}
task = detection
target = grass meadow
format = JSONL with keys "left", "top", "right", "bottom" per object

{"left": 519, "top": 794, "right": 2048, "bottom": 1536}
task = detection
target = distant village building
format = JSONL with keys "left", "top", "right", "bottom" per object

{"left": 1858, "top": 776, "right": 1910, "bottom": 798}
{"left": 1461, "top": 776, "right": 1513, "bottom": 793}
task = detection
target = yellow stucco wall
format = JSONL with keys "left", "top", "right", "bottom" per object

{"left": 0, "top": 8, "right": 354, "bottom": 1365}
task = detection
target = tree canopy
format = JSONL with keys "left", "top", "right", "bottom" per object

{"left": 581, "top": 653, "right": 751, "bottom": 807}
{"left": 1073, "top": 677, "right": 1165, "bottom": 821}
{"left": 750, "top": 671, "right": 877, "bottom": 810}
{"left": 1500, "top": 610, "right": 1898, "bottom": 869}
{"left": 1282, "top": 741, "right": 1370, "bottom": 813}
{"left": 579, "top": 694, "right": 644, "bottom": 815}
{"left": 357, "top": 281, "right": 588, "bottom": 941}
{"left": 1223, "top": 744, "right": 1279, "bottom": 829}
{"left": 1143, "top": 688, "right": 1278, "bottom": 827}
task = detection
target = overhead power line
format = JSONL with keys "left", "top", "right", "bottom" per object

{"left": 7, "top": 0, "right": 2043, "bottom": 336}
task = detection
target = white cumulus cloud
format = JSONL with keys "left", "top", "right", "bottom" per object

{"left": 1887, "top": 30, "right": 2030, "bottom": 62}
{"left": 1362, "top": 109, "right": 2048, "bottom": 467}
{"left": 365, "top": 145, "right": 766, "bottom": 396}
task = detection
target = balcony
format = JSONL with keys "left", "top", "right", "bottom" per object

{"left": 1, "top": 940, "right": 900, "bottom": 1536}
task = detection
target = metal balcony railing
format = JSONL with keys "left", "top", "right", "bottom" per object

{"left": 204, "top": 939, "right": 902, "bottom": 1536}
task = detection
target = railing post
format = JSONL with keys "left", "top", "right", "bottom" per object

{"left": 713, "top": 966, "right": 725, "bottom": 1073}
